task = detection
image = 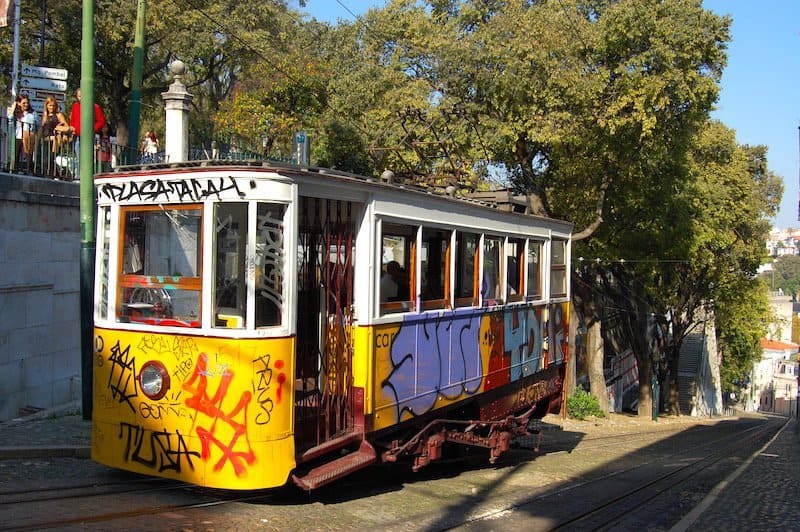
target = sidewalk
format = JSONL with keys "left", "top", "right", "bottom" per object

{"left": 0, "top": 401, "right": 91, "bottom": 459}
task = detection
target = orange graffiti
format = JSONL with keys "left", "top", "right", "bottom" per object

{"left": 182, "top": 353, "right": 255, "bottom": 476}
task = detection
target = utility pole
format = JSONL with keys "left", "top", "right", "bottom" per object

{"left": 79, "top": 0, "right": 95, "bottom": 420}
{"left": 128, "top": 0, "right": 146, "bottom": 159}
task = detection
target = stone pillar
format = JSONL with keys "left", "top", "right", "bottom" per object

{"left": 161, "top": 60, "right": 193, "bottom": 163}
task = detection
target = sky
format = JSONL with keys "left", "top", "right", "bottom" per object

{"left": 301, "top": 1, "right": 800, "bottom": 230}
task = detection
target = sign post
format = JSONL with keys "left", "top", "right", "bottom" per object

{"left": 20, "top": 64, "right": 69, "bottom": 113}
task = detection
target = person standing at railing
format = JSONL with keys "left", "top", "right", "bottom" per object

{"left": 95, "top": 123, "right": 114, "bottom": 173}
{"left": 69, "top": 89, "right": 106, "bottom": 178}
{"left": 140, "top": 130, "right": 159, "bottom": 163}
{"left": 6, "top": 94, "right": 39, "bottom": 173}
{"left": 40, "top": 97, "right": 72, "bottom": 178}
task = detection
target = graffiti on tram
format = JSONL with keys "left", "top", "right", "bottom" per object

{"left": 95, "top": 332, "right": 290, "bottom": 477}
{"left": 376, "top": 303, "right": 568, "bottom": 427}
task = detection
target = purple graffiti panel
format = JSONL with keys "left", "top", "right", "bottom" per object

{"left": 442, "top": 312, "right": 482, "bottom": 398}
{"left": 382, "top": 310, "right": 483, "bottom": 419}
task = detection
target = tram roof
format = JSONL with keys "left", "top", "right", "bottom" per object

{"left": 98, "top": 159, "right": 573, "bottom": 231}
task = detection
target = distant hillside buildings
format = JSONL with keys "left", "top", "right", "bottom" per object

{"left": 748, "top": 228, "right": 800, "bottom": 415}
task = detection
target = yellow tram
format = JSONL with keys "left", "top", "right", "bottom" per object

{"left": 91, "top": 162, "right": 572, "bottom": 490}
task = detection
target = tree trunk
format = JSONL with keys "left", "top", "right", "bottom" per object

{"left": 566, "top": 315, "right": 578, "bottom": 398}
{"left": 586, "top": 321, "right": 609, "bottom": 413}
{"left": 668, "top": 346, "right": 682, "bottom": 415}
{"left": 637, "top": 355, "right": 653, "bottom": 418}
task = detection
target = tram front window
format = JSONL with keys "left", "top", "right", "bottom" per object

{"left": 212, "top": 202, "right": 286, "bottom": 329}
{"left": 118, "top": 206, "right": 201, "bottom": 327}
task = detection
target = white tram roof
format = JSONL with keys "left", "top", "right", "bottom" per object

{"left": 95, "top": 160, "right": 573, "bottom": 237}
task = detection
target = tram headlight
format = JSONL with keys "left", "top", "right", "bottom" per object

{"left": 139, "top": 361, "right": 170, "bottom": 400}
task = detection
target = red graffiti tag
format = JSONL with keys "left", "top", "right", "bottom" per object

{"left": 182, "top": 353, "right": 255, "bottom": 476}
{"left": 275, "top": 359, "right": 286, "bottom": 403}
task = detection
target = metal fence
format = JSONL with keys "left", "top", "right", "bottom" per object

{"left": 0, "top": 117, "right": 283, "bottom": 179}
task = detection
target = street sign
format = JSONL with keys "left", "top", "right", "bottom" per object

{"left": 28, "top": 98, "right": 45, "bottom": 114}
{"left": 20, "top": 76, "right": 67, "bottom": 92}
{"left": 21, "top": 64, "right": 68, "bottom": 81}
{"left": 31, "top": 90, "right": 65, "bottom": 102}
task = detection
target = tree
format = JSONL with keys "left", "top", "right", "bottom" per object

{"left": 768, "top": 255, "right": 800, "bottom": 298}
{"left": 715, "top": 278, "right": 770, "bottom": 399}
{"left": 0, "top": 0, "right": 302, "bottom": 147}
{"left": 654, "top": 121, "right": 778, "bottom": 414}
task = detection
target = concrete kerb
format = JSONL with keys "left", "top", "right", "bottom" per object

{"left": 0, "top": 400, "right": 91, "bottom": 460}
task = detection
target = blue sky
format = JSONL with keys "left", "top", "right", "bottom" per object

{"left": 302, "top": 1, "right": 800, "bottom": 229}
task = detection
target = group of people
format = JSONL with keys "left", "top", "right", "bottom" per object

{"left": 6, "top": 89, "right": 110, "bottom": 178}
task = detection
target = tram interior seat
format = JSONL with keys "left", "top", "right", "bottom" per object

{"left": 216, "top": 308, "right": 244, "bottom": 328}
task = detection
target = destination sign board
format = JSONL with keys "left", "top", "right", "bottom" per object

{"left": 20, "top": 76, "right": 68, "bottom": 92}
{"left": 21, "top": 64, "right": 69, "bottom": 81}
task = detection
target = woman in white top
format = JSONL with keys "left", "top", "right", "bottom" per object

{"left": 141, "top": 131, "right": 159, "bottom": 162}
{"left": 7, "top": 95, "right": 39, "bottom": 170}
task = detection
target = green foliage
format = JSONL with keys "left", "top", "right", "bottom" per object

{"left": 716, "top": 278, "right": 770, "bottom": 394}
{"left": 765, "top": 255, "right": 800, "bottom": 298}
{"left": 567, "top": 388, "right": 605, "bottom": 421}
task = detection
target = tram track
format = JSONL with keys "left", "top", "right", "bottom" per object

{"left": 0, "top": 482, "right": 289, "bottom": 532}
{"left": 448, "top": 416, "right": 784, "bottom": 531}
{"left": 0, "top": 477, "right": 181, "bottom": 505}
{"left": 0, "top": 416, "right": 782, "bottom": 531}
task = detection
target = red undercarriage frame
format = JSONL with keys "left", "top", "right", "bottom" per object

{"left": 381, "top": 401, "right": 548, "bottom": 472}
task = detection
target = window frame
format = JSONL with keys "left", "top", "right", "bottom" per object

{"left": 116, "top": 204, "right": 203, "bottom": 328}
{"left": 549, "top": 238, "right": 568, "bottom": 299}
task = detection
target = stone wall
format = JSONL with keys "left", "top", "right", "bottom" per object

{"left": 0, "top": 174, "right": 82, "bottom": 421}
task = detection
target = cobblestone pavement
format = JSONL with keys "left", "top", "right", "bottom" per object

{"left": 674, "top": 416, "right": 800, "bottom": 531}
{"left": 1, "top": 404, "right": 797, "bottom": 530}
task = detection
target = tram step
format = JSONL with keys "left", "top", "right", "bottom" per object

{"left": 298, "top": 430, "right": 364, "bottom": 463}
{"left": 291, "top": 441, "right": 377, "bottom": 491}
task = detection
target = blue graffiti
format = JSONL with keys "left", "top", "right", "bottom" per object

{"left": 382, "top": 310, "right": 482, "bottom": 419}
{"left": 550, "top": 304, "right": 566, "bottom": 364}
{"left": 505, "top": 308, "right": 544, "bottom": 381}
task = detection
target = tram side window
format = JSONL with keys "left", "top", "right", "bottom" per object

{"left": 506, "top": 238, "right": 524, "bottom": 302}
{"left": 213, "top": 203, "right": 247, "bottom": 329}
{"left": 526, "top": 240, "right": 543, "bottom": 299}
{"left": 550, "top": 239, "right": 567, "bottom": 298}
{"left": 455, "top": 231, "right": 479, "bottom": 307}
{"left": 118, "top": 207, "right": 201, "bottom": 327}
{"left": 482, "top": 236, "right": 503, "bottom": 305}
{"left": 380, "top": 222, "right": 414, "bottom": 314}
{"left": 421, "top": 227, "right": 450, "bottom": 309}
{"left": 255, "top": 203, "right": 286, "bottom": 327}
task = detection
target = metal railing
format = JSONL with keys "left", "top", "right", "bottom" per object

{"left": 0, "top": 118, "right": 284, "bottom": 179}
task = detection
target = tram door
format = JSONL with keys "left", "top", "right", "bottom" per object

{"left": 295, "top": 197, "right": 358, "bottom": 452}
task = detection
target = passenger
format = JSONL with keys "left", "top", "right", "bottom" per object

{"left": 380, "top": 260, "right": 401, "bottom": 302}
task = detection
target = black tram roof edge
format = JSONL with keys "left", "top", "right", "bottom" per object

{"left": 100, "top": 158, "right": 573, "bottom": 231}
